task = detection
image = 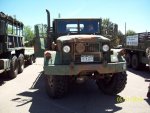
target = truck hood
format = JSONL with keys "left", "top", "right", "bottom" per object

{"left": 57, "top": 35, "right": 110, "bottom": 42}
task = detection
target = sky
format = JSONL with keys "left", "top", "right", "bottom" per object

{"left": 0, "top": 0, "right": 150, "bottom": 34}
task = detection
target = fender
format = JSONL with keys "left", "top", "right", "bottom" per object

{"left": 44, "top": 51, "right": 62, "bottom": 66}
{"left": 111, "top": 49, "right": 126, "bottom": 62}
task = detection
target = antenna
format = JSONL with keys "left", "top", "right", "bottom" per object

{"left": 125, "top": 22, "right": 126, "bottom": 35}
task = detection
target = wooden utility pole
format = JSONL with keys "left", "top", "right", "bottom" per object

{"left": 125, "top": 22, "right": 126, "bottom": 35}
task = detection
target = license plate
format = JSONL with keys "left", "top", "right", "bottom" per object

{"left": 81, "top": 55, "right": 94, "bottom": 62}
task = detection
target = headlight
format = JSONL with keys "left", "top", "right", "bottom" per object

{"left": 102, "top": 44, "right": 109, "bottom": 52}
{"left": 63, "top": 45, "right": 70, "bottom": 53}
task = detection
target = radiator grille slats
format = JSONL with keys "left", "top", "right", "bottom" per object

{"left": 85, "top": 43, "right": 99, "bottom": 52}
{"left": 74, "top": 42, "right": 101, "bottom": 63}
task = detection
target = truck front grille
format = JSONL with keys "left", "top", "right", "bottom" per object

{"left": 85, "top": 43, "right": 100, "bottom": 52}
{"left": 74, "top": 42, "right": 102, "bottom": 63}
{"left": 75, "top": 43, "right": 100, "bottom": 53}
{"left": 62, "top": 42, "right": 102, "bottom": 64}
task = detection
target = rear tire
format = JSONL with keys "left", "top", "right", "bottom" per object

{"left": 28, "top": 56, "right": 33, "bottom": 65}
{"left": 45, "top": 75, "right": 69, "bottom": 98}
{"left": 9, "top": 56, "right": 19, "bottom": 79}
{"left": 131, "top": 54, "right": 139, "bottom": 69}
{"left": 139, "top": 63, "right": 146, "bottom": 70}
{"left": 96, "top": 72, "right": 127, "bottom": 95}
{"left": 18, "top": 54, "right": 24, "bottom": 73}
{"left": 32, "top": 55, "right": 36, "bottom": 63}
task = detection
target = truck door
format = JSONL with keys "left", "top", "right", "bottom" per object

{"left": 34, "top": 24, "right": 46, "bottom": 57}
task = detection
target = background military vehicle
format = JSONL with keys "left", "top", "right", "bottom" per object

{"left": 123, "top": 32, "right": 150, "bottom": 69}
{"left": 34, "top": 10, "right": 127, "bottom": 98}
{"left": 0, "top": 12, "right": 35, "bottom": 78}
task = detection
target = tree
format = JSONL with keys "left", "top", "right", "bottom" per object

{"left": 24, "top": 25, "right": 34, "bottom": 41}
{"left": 23, "top": 25, "right": 34, "bottom": 46}
{"left": 102, "top": 18, "right": 110, "bottom": 35}
{"left": 126, "top": 30, "right": 136, "bottom": 36}
{"left": 117, "top": 30, "right": 124, "bottom": 45}
{"left": 102, "top": 18, "right": 119, "bottom": 47}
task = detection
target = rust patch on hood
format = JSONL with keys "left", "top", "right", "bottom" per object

{"left": 57, "top": 34, "right": 110, "bottom": 43}
{"left": 73, "top": 35, "right": 97, "bottom": 42}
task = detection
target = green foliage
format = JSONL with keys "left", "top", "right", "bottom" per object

{"left": 102, "top": 18, "right": 119, "bottom": 47}
{"left": 7, "top": 26, "right": 12, "bottom": 34}
{"left": 117, "top": 30, "right": 124, "bottom": 45}
{"left": 7, "top": 25, "right": 17, "bottom": 35}
{"left": 102, "top": 18, "right": 111, "bottom": 36}
{"left": 126, "top": 30, "right": 136, "bottom": 36}
{"left": 102, "top": 18, "right": 118, "bottom": 37}
{"left": 38, "top": 24, "right": 47, "bottom": 38}
{"left": 24, "top": 25, "right": 34, "bottom": 47}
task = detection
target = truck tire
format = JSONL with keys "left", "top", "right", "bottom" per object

{"left": 125, "top": 53, "right": 131, "bottom": 67}
{"left": 139, "top": 63, "right": 146, "bottom": 69}
{"left": 45, "top": 75, "right": 69, "bottom": 98}
{"left": 32, "top": 55, "right": 36, "bottom": 63}
{"left": 9, "top": 56, "right": 19, "bottom": 78}
{"left": 146, "top": 47, "right": 150, "bottom": 69}
{"left": 96, "top": 72, "right": 127, "bottom": 95}
{"left": 18, "top": 54, "right": 24, "bottom": 73}
{"left": 131, "top": 54, "right": 139, "bottom": 69}
{"left": 28, "top": 56, "right": 33, "bottom": 65}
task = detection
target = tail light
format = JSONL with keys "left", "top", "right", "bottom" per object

{"left": 118, "top": 49, "right": 125, "bottom": 56}
{"left": 44, "top": 51, "right": 51, "bottom": 59}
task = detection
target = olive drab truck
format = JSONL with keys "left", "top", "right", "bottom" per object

{"left": 34, "top": 10, "right": 127, "bottom": 98}
{"left": 0, "top": 12, "right": 35, "bottom": 78}
{"left": 0, "top": 12, "right": 25, "bottom": 78}
{"left": 123, "top": 32, "right": 150, "bottom": 69}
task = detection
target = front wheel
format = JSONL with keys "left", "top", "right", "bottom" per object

{"left": 96, "top": 72, "right": 127, "bottom": 95}
{"left": 45, "top": 75, "right": 69, "bottom": 98}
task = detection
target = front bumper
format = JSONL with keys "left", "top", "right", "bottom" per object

{"left": 44, "top": 62, "right": 126, "bottom": 75}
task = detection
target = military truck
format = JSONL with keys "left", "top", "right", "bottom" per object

{"left": 34, "top": 10, "right": 127, "bottom": 98}
{"left": 123, "top": 32, "right": 150, "bottom": 69}
{"left": 0, "top": 12, "right": 35, "bottom": 78}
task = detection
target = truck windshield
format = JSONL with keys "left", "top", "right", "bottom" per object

{"left": 57, "top": 20, "right": 78, "bottom": 34}
{"left": 57, "top": 20, "right": 100, "bottom": 34}
{"left": 79, "top": 20, "right": 99, "bottom": 34}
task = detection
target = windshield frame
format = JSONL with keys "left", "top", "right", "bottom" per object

{"left": 55, "top": 19, "right": 101, "bottom": 35}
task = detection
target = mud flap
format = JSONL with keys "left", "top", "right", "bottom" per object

{"left": 34, "top": 24, "right": 46, "bottom": 57}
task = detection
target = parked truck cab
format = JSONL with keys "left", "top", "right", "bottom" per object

{"left": 34, "top": 10, "right": 127, "bottom": 98}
